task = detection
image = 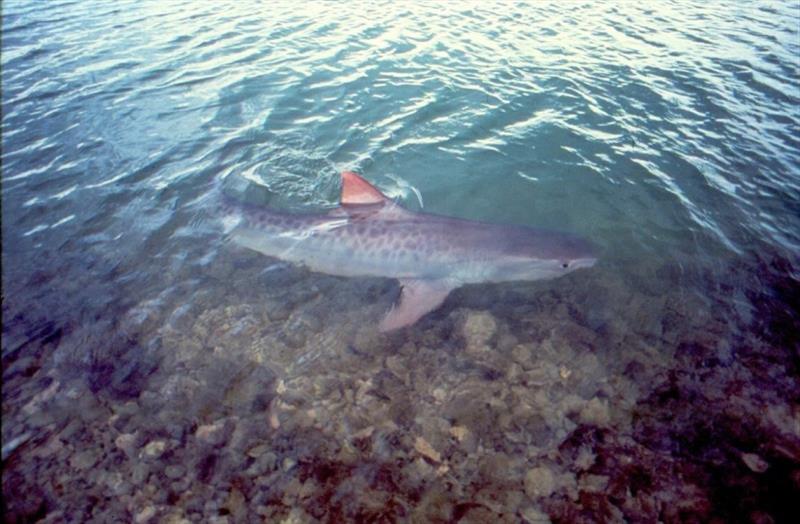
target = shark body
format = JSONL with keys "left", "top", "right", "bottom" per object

{"left": 224, "top": 171, "right": 596, "bottom": 331}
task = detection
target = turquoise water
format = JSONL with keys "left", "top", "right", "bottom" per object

{"left": 3, "top": 1, "right": 799, "bottom": 521}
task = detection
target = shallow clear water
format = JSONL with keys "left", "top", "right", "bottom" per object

{"left": 2, "top": 1, "right": 799, "bottom": 522}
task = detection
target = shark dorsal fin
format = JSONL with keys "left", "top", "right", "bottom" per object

{"left": 341, "top": 171, "right": 388, "bottom": 205}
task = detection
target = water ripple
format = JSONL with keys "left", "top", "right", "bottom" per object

{"left": 0, "top": 0, "right": 798, "bottom": 317}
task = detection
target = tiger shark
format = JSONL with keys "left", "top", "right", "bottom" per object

{"left": 223, "top": 171, "right": 596, "bottom": 331}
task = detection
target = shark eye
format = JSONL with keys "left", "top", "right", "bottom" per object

{"left": 561, "top": 262, "right": 569, "bottom": 269}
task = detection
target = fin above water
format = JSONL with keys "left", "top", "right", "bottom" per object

{"left": 336, "top": 171, "right": 416, "bottom": 221}
{"left": 341, "top": 171, "right": 389, "bottom": 205}
{"left": 380, "top": 279, "right": 456, "bottom": 332}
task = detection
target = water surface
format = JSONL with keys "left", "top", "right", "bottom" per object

{"left": 3, "top": 1, "right": 799, "bottom": 522}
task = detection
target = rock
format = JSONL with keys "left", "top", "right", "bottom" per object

{"left": 579, "top": 397, "right": 610, "bottom": 427}
{"left": 26, "top": 409, "right": 54, "bottom": 428}
{"left": 411, "top": 483, "right": 452, "bottom": 521}
{"left": 165, "top": 464, "right": 186, "bottom": 479}
{"left": 449, "top": 425, "right": 469, "bottom": 442}
{"left": 458, "top": 506, "right": 502, "bottom": 523}
{"left": 352, "top": 426, "right": 374, "bottom": 440}
{"left": 163, "top": 513, "right": 191, "bottom": 524}
{"left": 525, "top": 366, "right": 553, "bottom": 388}
{"left": 262, "top": 451, "right": 279, "bottom": 470}
{"left": 276, "top": 380, "right": 287, "bottom": 395}
{"left": 246, "top": 451, "right": 278, "bottom": 477}
{"left": 33, "top": 434, "right": 63, "bottom": 459}
{"left": 70, "top": 450, "right": 98, "bottom": 471}
{"left": 574, "top": 446, "right": 596, "bottom": 471}
{"left": 226, "top": 488, "right": 246, "bottom": 521}
{"left": 414, "top": 436, "right": 441, "bottom": 463}
{"left": 432, "top": 388, "right": 447, "bottom": 403}
{"left": 76, "top": 392, "right": 107, "bottom": 423}
{"left": 270, "top": 411, "right": 280, "bottom": 429}
{"left": 134, "top": 506, "right": 156, "bottom": 523}
{"left": 203, "top": 499, "right": 221, "bottom": 517}
{"left": 39, "top": 510, "right": 66, "bottom": 523}
{"left": 196, "top": 421, "right": 227, "bottom": 446}
{"left": 131, "top": 462, "right": 150, "bottom": 484}
{"left": 106, "top": 472, "right": 131, "bottom": 496}
{"left": 511, "top": 345, "right": 533, "bottom": 367}
{"left": 507, "top": 362, "right": 524, "bottom": 383}
{"left": 524, "top": 466, "right": 556, "bottom": 498}
{"left": 22, "top": 379, "right": 60, "bottom": 415}
{"left": 115, "top": 433, "right": 137, "bottom": 457}
{"left": 59, "top": 420, "right": 84, "bottom": 441}
{"left": 386, "top": 355, "right": 408, "bottom": 382}
{"left": 141, "top": 440, "right": 166, "bottom": 459}
{"left": 280, "top": 327, "right": 306, "bottom": 349}
{"left": 579, "top": 474, "right": 609, "bottom": 492}
{"left": 282, "top": 408, "right": 314, "bottom": 431}
{"left": 115, "top": 401, "right": 140, "bottom": 416}
{"left": 165, "top": 423, "right": 185, "bottom": 440}
{"left": 741, "top": 452, "right": 769, "bottom": 473}
{"left": 171, "top": 338, "right": 205, "bottom": 365}
{"left": 280, "top": 508, "right": 313, "bottom": 524}
{"left": 408, "top": 457, "right": 436, "bottom": 484}
{"left": 520, "top": 506, "right": 552, "bottom": 523}
{"left": 462, "top": 311, "right": 497, "bottom": 348}
{"left": 229, "top": 367, "right": 277, "bottom": 414}
{"left": 479, "top": 452, "right": 513, "bottom": 482}
{"left": 247, "top": 444, "right": 269, "bottom": 458}
{"left": 170, "top": 476, "right": 192, "bottom": 493}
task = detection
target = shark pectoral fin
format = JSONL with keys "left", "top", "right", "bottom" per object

{"left": 379, "top": 279, "right": 456, "bottom": 332}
